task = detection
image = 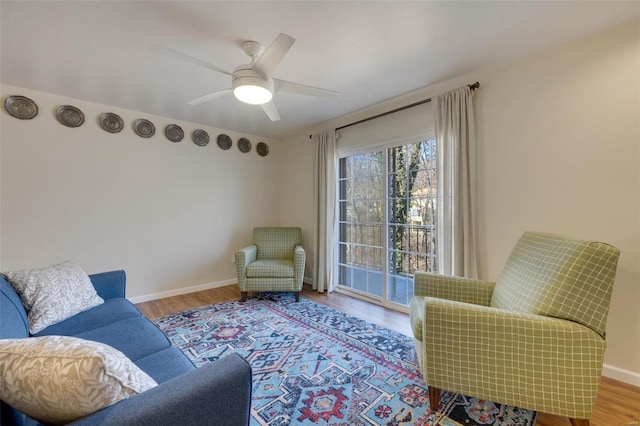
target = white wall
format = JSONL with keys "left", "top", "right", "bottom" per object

{"left": 278, "top": 21, "right": 640, "bottom": 384}
{"left": 0, "top": 85, "right": 280, "bottom": 300}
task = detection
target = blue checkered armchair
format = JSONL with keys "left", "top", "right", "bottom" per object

{"left": 235, "top": 227, "right": 306, "bottom": 302}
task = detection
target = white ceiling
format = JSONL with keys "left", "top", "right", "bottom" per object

{"left": 2, "top": 1, "right": 639, "bottom": 140}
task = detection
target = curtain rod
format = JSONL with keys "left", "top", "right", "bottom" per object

{"left": 309, "top": 81, "right": 479, "bottom": 139}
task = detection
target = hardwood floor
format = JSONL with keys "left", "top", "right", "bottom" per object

{"left": 137, "top": 285, "right": 640, "bottom": 426}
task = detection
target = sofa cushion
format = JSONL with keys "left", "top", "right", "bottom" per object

{"left": 134, "top": 346, "right": 195, "bottom": 384}
{"left": 3, "top": 261, "right": 104, "bottom": 334}
{"left": 33, "top": 299, "right": 141, "bottom": 337}
{"left": 0, "top": 336, "right": 157, "bottom": 425}
{"left": 74, "top": 317, "right": 171, "bottom": 362}
{"left": 246, "top": 259, "right": 294, "bottom": 278}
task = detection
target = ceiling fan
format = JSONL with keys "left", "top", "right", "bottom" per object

{"left": 151, "top": 33, "right": 340, "bottom": 121}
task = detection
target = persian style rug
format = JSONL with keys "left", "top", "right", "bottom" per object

{"left": 154, "top": 293, "right": 537, "bottom": 426}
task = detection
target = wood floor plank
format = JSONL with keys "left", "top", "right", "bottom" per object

{"left": 136, "top": 285, "right": 640, "bottom": 426}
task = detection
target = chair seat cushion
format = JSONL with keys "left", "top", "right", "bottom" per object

{"left": 246, "top": 260, "right": 294, "bottom": 278}
{"left": 409, "top": 296, "right": 425, "bottom": 341}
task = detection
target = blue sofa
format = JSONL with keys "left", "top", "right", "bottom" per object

{"left": 0, "top": 270, "right": 252, "bottom": 426}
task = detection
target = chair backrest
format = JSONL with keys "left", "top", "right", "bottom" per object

{"left": 491, "top": 232, "right": 619, "bottom": 337}
{"left": 253, "top": 227, "right": 302, "bottom": 260}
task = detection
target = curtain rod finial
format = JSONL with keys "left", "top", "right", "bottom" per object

{"left": 469, "top": 82, "right": 480, "bottom": 91}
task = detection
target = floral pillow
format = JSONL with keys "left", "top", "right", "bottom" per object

{"left": 3, "top": 261, "right": 104, "bottom": 334}
{"left": 0, "top": 336, "right": 157, "bottom": 425}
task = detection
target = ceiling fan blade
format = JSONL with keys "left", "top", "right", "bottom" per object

{"left": 252, "top": 33, "right": 295, "bottom": 79}
{"left": 151, "top": 44, "right": 232, "bottom": 76}
{"left": 187, "top": 89, "right": 233, "bottom": 106}
{"left": 260, "top": 101, "right": 281, "bottom": 121}
{"left": 274, "top": 79, "right": 341, "bottom": 98}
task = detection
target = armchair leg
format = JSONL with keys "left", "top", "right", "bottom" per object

{"left": 429, "top": 386, "right": 440, "bottom": 412}
{"left": 569, "top": 419, "right": 589, "bottom": 426}
{"left": 240, "top": 292, "right": 247, "bottom": 302}
{"left": 294, "top": 292, "right": 300, "bottom": 302}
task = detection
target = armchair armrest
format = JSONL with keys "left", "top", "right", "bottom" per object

{"left": 413, "top": 272, "right": 495, "bottom": 306}
{"left": 235, "top": 245, "right": 257, "bottom": 268}
{"left": 293, "top": 245, "right": 306, "bottom": 285}
{"left": 421, "top": 298, "right": 605, "bottom": 418}
{"left": 71, "top": 353, "right": 252, "bottom": 426}
{"left": 89, "top": 270, "right": 126, "bottom": 300}
{"left": 235, "top": 245, "right": 257, "bottom": 291}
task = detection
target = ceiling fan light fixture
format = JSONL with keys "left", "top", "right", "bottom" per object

{"left": 158, "top": 33, "right": 339, "bottom": 121}
{"left": 232, "top": 75, "right": 273, "bottom": 105}
{"left": 233, "top": 84, "right": 272, "bottom": 105}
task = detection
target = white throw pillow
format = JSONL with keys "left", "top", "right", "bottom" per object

{"left": 3, "top": 261, "right": 104, "bottom": 334}
{"left": 0, "top": 336, "right": 158, "bottom": 425}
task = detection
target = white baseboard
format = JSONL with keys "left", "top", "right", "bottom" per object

{"left": 129, "top": 277, "right": 313, "bottom": 304}
{"left": 128, "top": 278, "right": 237, "bottom": 304}
{"left": 602, "top": 363, "right": 640, "bottom": 387}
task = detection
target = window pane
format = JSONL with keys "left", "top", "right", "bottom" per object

{"left": 368, "top": 175, "right": 384, "bottom": 200}
{"left": 338, "top": 179, "right": 348, "bottom": 201}
{"left": 368, "top": 200, "right": 384, "bottom": 223}
{"left": 339, "top": 264, "right": 352, "bottom": 288}
{"left": 388, "top": 197, "right": 409, "bottom": 224}
{"left": 367, "top": 270, "right": 383, "bottom": 297}
{"left": 353, "top": 177, "right": 368, "bottom": 200}
{"left": 338, "top": 139, "right": 437, "bottom": 306}
{"left": 352, "top": 267, "right": 367, "bottom": 292}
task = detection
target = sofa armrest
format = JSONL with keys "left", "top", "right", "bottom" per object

{"left": 413, "top": 271, "right": 495, "bottom": 306}
{"left": 89, "top": 270, "right": 126, "bottom": 300}
{"left": 235, "top": 245, "right": 257, "bottom": 291}
{"left": 70, "top": 353, "right": 252, "bottom": 426}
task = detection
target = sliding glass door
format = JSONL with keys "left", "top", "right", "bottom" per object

{"left": 337, "top": 139, "right": 437, "bottom": 308}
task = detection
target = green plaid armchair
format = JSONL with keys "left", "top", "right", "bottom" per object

{"left": 235, "top": 227, "right": 306, "bottom": 302}
{"left": 409, "top": 232, "right": 619, "bottom": 426}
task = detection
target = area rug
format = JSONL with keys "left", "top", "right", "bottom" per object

{"left": 154, "top": 293, "right": 537, "bottom": 426}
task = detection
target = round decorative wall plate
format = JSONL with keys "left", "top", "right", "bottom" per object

{"left": 134, "top": 119, "right": 155, "bottom": 138}
{"left": 99, "top": 112, "right": 124, "bottom": 133}
{"left": 4, "top": 95, "right": 38, "bottom": 120}
{"left": 238, "top": 137, "right": 251, "bottom": 153}
{"left": 56, "top": 105, "right": 85, "bottom": 127}
{"left": 165, "top": 124, "right": 184, "bottom": 142}
{"left": 192, "top": 129, "right": 209, "bottom": 146}
{"left": 217, "top": 134, "right": 232, "bottom": 150}
{"left": 256, "top": 142, "right": 269, "bottom": 157}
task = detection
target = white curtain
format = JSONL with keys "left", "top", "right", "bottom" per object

{"left": 435, "top": 86, "right": 478, "bottom": 278}
{"left": 313, "top": 131, "right": 337, "bottom": 293}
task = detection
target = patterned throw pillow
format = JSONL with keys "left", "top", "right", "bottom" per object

{"left": 3, "top": 261, "right": 104, "bottom": 334}
{"left": 0, "top": 336, "right": 158, "bottom": 425}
